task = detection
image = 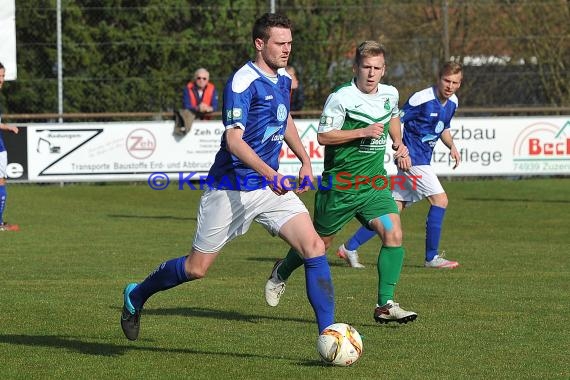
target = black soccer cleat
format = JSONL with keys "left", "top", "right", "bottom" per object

{"left": 121, "top": 283, "right": 141, "bottom": 340}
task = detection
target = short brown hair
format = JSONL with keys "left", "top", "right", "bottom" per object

{"left": 354, "top": 41, "right": 387, "bottom": 66}
{"left": 439, "top": 61, "right": 463, "bottom": 78}
{"left": 252, "top": 13, "right": 292, "bottom": 43}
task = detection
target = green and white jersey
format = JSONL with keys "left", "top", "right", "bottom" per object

{"left": 318, "top": 79, "right": 400, "bottom": 193}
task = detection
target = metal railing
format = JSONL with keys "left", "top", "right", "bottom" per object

{"left": 4, "top": 106, "right": 570, "bottom": 123}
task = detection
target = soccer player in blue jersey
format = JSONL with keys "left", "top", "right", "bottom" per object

{"left": 120, "top": 13, "right": 335, "bottom": 341}
{"left": 0, "top": 62, "right": 20, "bottom": 232}
{"left": 337, "top": 61, "right": 462, "bottom": 269}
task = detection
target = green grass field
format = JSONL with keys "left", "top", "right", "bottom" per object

{"left": 1, "top": 178, "right": 569, "bottom": 379}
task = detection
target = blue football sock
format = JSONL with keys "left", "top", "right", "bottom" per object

{"left": 129, "top": 255, "right": 190, "bottom": 310}
{"left": 0, "top": 185, "right": 7, "bottom": 224}
{"left": 304, "top": 255, "right": 335, "bottom": 333}
{"left": 345, "top": 226, "right": 376, "bottom": 251}
{"left": 426, "top": 205, "right": 446, "bottom": 262}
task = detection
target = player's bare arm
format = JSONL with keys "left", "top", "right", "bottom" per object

{"left": 224, "top": 127, "right": 290, "bottom": 194}
{"left": 440, "top": 129, "right": 460, "bottom": 169}
{"left": 283, "top": 114, "right": 313, "bottom": 194}
{"left": 387, "top": 116, "right": 411, "bottom": 170}
{"left": 317, "top": 122, "right": 384, "bottom": 146}
{"left": 0, "top": 124, "right": 18, "bottom": 134}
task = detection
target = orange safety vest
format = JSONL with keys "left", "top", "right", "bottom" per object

{"left": 186, "top": 82, "right": 216, "bottom": 108}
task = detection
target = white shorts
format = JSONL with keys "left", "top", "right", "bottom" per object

{"left": 192, "top": 188, "right": 309, "bottom": 253}
{"left": 391, "top": 165, "right": 445, "bottom": 207}
{"left": 0, "top": 151, "right": 6, "bottom": 178}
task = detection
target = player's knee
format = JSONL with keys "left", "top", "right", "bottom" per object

{"left": 431, "top": 193, "right": 448, "bottom": 208}
{"left": 301, "top": 236, "right": 326, "bottom": 257}
{"left": 384, "top": 228, "right": 403, "bottom": 246}
{"left": 313, "top": 237, "right": 326, "bottom": 255}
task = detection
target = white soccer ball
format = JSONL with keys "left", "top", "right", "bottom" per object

{"left": 316, "top": 323, "right": 363, "bottom": 366}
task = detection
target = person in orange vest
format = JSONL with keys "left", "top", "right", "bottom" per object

{"left": 183, "top": 68, "right": 219, "bottom": 120}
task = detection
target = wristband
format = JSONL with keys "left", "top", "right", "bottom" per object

{"left": 392, "top": 143, "right": 400, "bottom": 151}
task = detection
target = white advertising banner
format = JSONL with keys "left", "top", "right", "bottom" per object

{"left": 24, "top": 116, "right": 570, "bottom": 183}
{"left": 0, "top": 0, "right": 17, "bottom": 80}
{"left": 427, "top": 116, "right": 569, "bottom": 175}
{"left": 27, "top": 121, "right": 225, "bottom": 182}
{"left": 285, "top": 116, "right": 570, "bottom": 176}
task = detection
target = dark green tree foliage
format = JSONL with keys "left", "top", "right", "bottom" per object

{"left": 3, "top": 0, "right": 568, "bottom": 117}
{"left": 3, "top": 1, "right": 59, "bottom": 115}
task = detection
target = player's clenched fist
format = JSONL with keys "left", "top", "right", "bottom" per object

{"left": 364, "top": 122, "right": 384, "bottom": 138}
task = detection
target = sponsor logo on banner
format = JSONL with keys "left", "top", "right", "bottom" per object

{"left": 26, "top": 121, "right": 224, "bottom": 181}
{"left": 126, "top": 128, "right": 156, "bottom": 159}
{"left": 34, "top": 129, "right": 103, "bottom": 176}
{"left": 279, "top": 123, "right": 324, "bottom": 175}
{"left": 512, "top": 120, "right": 570, "bottom": 173}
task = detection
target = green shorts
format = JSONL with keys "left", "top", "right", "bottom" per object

{"left": 313, "top": 188, "right": 398, "bottom": 237}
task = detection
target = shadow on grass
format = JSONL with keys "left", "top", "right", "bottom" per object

{"left": 133, "top": 306, "right": 313, "bottom": 325}
{"left": 464, "top": 197, "right": 570, "bottom": 204}
{"left": 0, "top": 333, "right": 299, "bottom": 360}
{"left": 108, "top": 214, "right": 196, "bottom": 221}
{"left": 297, "top": 359, "right": 328, "bottom": 367}
{"left": 403, "top": 263, "right": 428, "bottom": 269}
{"left": 249, "top": 255, "right": 440, "bottom": 270}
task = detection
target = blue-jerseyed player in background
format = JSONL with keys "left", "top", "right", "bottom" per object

{"left": 337, "top": 61, "right": 462, "bottom": 269}
{"left": 0, "top": 62, "right": 20, "bottom": 232}
{"left": 120, "top": 13, "right": 335, "bottom": 341}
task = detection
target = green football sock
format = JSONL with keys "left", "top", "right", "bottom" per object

{"left": 377, "top": 246, "right": 405, "bottom": 305}
{"left": 277, "top": 248, "right": 305, "bottom": 281}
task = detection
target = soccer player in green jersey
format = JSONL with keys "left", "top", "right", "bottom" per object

{"left": 265, "top": 41, "right": 417, "bottom": 324}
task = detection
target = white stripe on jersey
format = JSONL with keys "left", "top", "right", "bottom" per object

{"left": 408, "top": 87, "right": 458, "bottom": 107}
{"left": 231, "top": 64, "right": 261, "bottom": 94}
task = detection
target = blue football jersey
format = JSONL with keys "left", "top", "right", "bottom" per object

{"left": 401, "top": 86, "right": 458, "bottom": 166}
{"left": 207, "top": 62, "right": 292, "bottom": 190}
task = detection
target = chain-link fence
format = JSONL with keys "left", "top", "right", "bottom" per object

{"left": 2, "top": 1, "right": 569, "bottom": 121}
